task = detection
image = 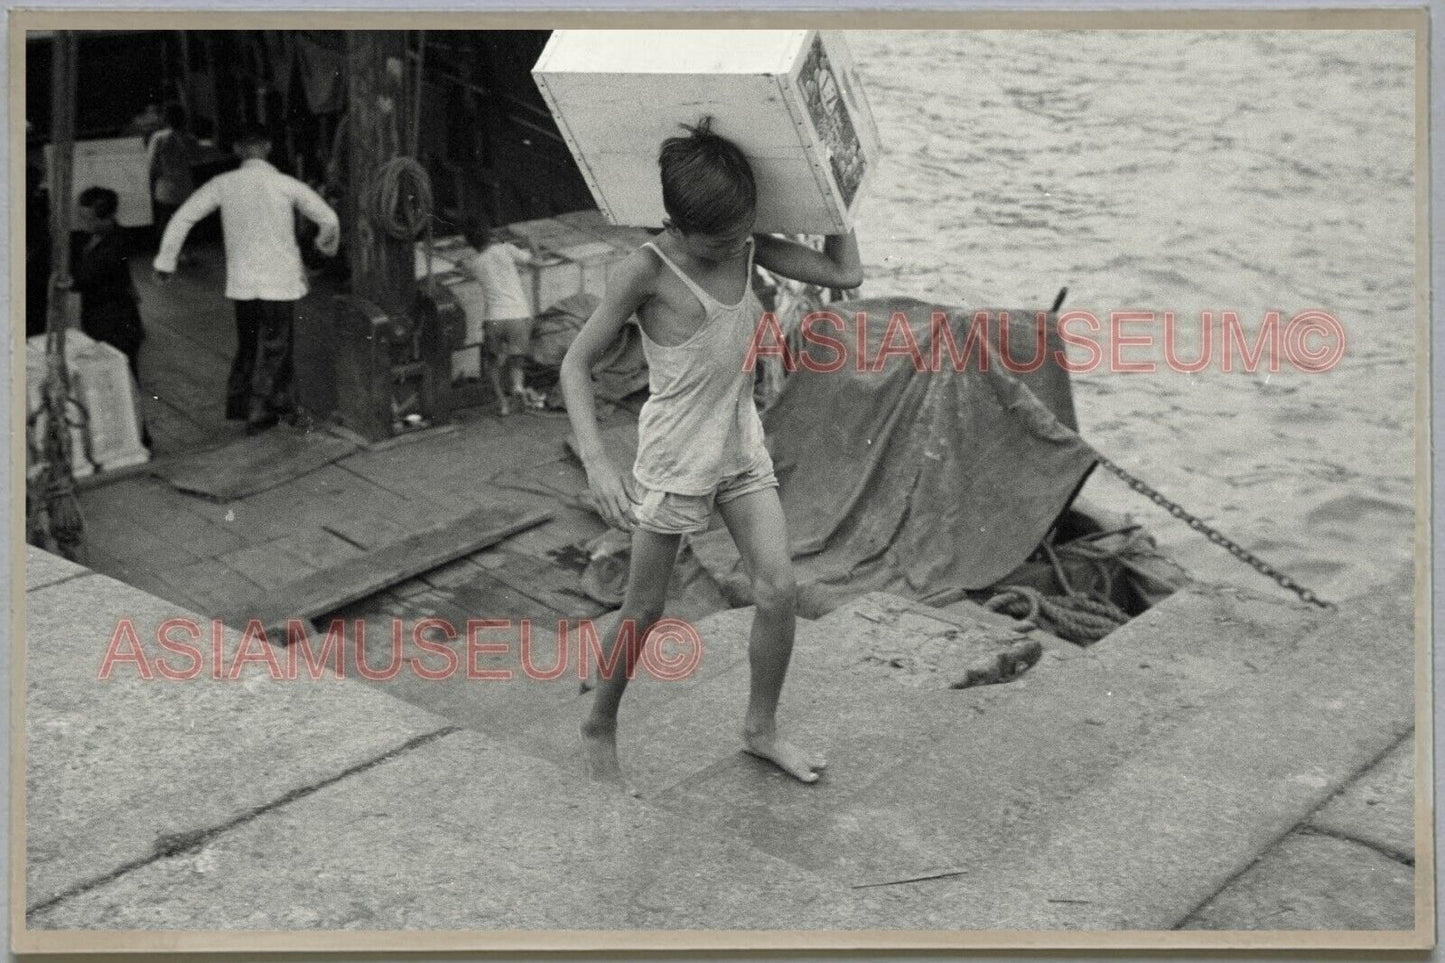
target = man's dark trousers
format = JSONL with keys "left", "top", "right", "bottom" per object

{"left": 227, "top": 299, "right": 296, "bottom": 423}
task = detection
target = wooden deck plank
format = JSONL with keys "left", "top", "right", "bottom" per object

{"left": 148, "top": 557, "right": 269, "bottom": 619}
{"left": 430, "top": 575, "right": 562, "bottom": 624}
{"left": 130, "top": 245, "right": 235, "bottom": 354}
{"left": 322, "top": 513, "right": 424, "bottom": 552}
{"left": 78, "top": 500, "right": 206, "bottom": 568}
{"left": 142, "top": 411, "right": 208, "bottom": 455}
{"left": 79, "top": 476, "right": 249, "bottom": 559}
{"left": 469, "top": 546, "right": 605, "bottom": 620}
{"left": 217, "top": 528, "right": 367, "bottom": 591}
{"left": 79, "top": 545, "right": 196, "bottom": 611}
{"left": 317, "top": 488, "right": 461, "bottom": 550}
{"left": 418, "top": 547, "right": 599, "bottom": 618}
{"left": 502, "top": 503, "right": 610, "bottom": 561}
{"left": 217, "top": 505, "right": 552, "bottom": 630}
{"left": 492, "top": 456, "right": 592, "bottom": 501}
{"left": 153, "top": 426, "right": 360, "bottom": 501}
{"left": 339, "top": 412, "right": 577, "bottom": 499}
{"left": 137, "top": 307, "right": 234, "bottom": 366}
{"left": 204, "top": 464, "right": 447, "bottom": 546}
{"left": 137, "top": 338, "right": 232, "bottom": 390}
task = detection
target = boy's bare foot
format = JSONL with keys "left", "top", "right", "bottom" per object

{"left": 581, "top": 719, "right": 639, "bottom": 796}
{"left": 742, "top": 728, "right": 827, "bottom": 784}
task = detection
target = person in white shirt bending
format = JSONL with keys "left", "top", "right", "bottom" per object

{"left": 153, "top": 123, "right": 340, "bottom": 432}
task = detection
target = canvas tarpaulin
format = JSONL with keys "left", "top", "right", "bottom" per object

{"left": 530, "top": 292, "right": 650, "bottom": 403}
{"left": 690, "top": 296, "right": 1098, "bottom": 617}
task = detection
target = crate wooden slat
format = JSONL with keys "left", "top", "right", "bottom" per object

{"left": 532, "top": 30, "right": 878, "bottom": 234}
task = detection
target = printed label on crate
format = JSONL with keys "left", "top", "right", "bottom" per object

{"left": 800, "top": 35, "right": 866, "bottom": 208}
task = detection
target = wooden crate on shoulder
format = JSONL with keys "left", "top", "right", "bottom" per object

{"left": 532, "top": 30, "right": 879, "bottom": 234}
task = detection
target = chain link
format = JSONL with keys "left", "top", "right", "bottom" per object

{"left": 1096, "top": 456, "right": 1336, "bottom": 610}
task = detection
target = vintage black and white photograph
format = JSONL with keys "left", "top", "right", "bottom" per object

{"left": 13, "top": 11, "right": 1429, "bottom": 952}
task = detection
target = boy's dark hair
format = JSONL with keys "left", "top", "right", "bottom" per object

{"left": 658, "top": 116, "right": 756, "bottom": 236}
{"left": 462, "top": 214, "right": 494, "bottom": 251}
{"left": 234, "top": 123, "right": 271, "bottom": 149}
{"left": 162, "top": 101, "right": 188, "bottom": 131}
{"left": 78, "top": 185, "right": 119, "bottom": 220}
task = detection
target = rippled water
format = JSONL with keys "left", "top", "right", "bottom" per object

{"left": 847, "top": 30, "right": 1417, "bottom": 598}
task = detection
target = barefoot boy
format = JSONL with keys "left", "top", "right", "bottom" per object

{"left": 560, "top": 118, "right": 863, "bottom": 789}
{"left": 461, "top": 217, "right": 546, "bottom": 416}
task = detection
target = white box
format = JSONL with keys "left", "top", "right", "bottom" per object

{"left": 45, "top": 137, "right": 154, "bottom": 228}
{"left": 532, "top": 30, "right": 879, "bottom": 234}
{"left": 25, "top": 331, "right": 149, "bottom": 477}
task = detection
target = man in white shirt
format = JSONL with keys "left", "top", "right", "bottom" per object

{"left": 154, "top": 124, "right": 340, "bottom": 431}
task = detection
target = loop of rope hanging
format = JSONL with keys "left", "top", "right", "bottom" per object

{"left": 363, "top": 155, "right": 432, "bottom": 241}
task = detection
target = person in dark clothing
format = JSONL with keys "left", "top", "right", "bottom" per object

{"left": 74, "top": 186, "right": 145, "bottom": 380}
{"left": 26, "top": 164, "right": 51, "bottom": 339}
{"left": 147, "top": 101, "right": 199, "bottom": 249}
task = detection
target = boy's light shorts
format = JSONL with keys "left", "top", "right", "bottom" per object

{"left": 628, "top": 458, "right": 779, "bottom": 536}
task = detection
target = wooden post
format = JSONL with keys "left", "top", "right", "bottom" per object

{"left": 32, "top": 29, "right": 86, "bottom": 559}
{"left": 346, "top": 30, "right": 415, "bottom": 317}
{"left": 47, "top": 30, "right": 77, "bottom": 333}
{"left": 177, "top": 32, "right": 191, "bottom": 117}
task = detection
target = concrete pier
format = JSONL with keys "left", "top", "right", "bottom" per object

{"left": 21, "top": 546, "right": 1419, "bottom": 943}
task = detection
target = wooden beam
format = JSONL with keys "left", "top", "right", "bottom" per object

{"left": 345, "top": 30, "right": 415, "bottom": 317}
{"left": 217, "top": 505, "right": 552, "bottom": 635}
{"left": 47, "top": 30, "right": 77, "bottom": 328}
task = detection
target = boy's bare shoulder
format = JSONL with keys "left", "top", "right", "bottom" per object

{"left": 610, "top": 242, "right": 665, "bottom": 296}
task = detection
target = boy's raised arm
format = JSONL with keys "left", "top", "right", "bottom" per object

{"left": 560, "top": 249, "right": 655, "bottom": 530}
{"left": 753, "top": 231, "right": 863, "bottom": 291}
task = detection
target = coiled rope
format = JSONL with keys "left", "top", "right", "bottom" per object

{"left": 981, "top": 526, "right": 1178, "bottom": 645}
{"left": 358, "top": 33, "right": 435, "bottom": 277}
{"left": 983, "top": 585, "right": 1130, "bottom": 645}
{"left": 363, "top": 156, "right": 433, "bottom": 241}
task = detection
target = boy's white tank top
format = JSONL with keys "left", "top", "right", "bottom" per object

{"left": 632, "top": 239, "right": 772, "bottom": 496}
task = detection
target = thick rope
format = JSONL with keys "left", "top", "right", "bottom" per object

{"left": 981, "top": 523, "right": 1188, "bottom": 645}
{"left": 984, "top": 585, "right": 1129, "bottom": 645}
{"left": 1052, "top": 527, "right": 1190, "bottom": 594}
{"left": 363, "top": 156, "right": 433, "bottom": 241}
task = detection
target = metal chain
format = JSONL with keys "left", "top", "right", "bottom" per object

{"left": 1096, "top": 456, "right": 1336, "bottom": 610}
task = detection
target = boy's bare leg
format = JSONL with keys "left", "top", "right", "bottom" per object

{"left": 486, "top": 349, "right": 510, "bottom": 416}
{"left": 578, "top": 610, "right": 612, "bottom": 695}
{"left": 580, "top": 528, "right": 681, "bottom": 794}
{"left": 578, "top": 608, "right": 630, "bottom": 695}
{"left": 717, "top": 487, "right": 827, "bottom": 783}
{"left": 506, "top": 355, "right": 544, "bottom": 408}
